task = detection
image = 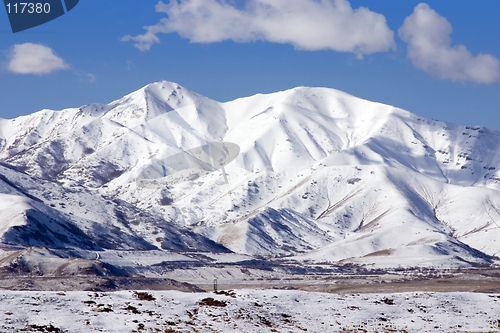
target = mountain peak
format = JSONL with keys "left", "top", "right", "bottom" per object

{"left": 98, "top": 81, "right": 196, "bottom": 128}
{"left": 1, "top": 82, "right": 500, "bottom": 267}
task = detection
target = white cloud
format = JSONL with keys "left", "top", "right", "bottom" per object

{"left": 8, "top": 43, "right": 69, "bottom": 75}
{"left": 398, "top": 3, "right": 500, "bottom": 84}
{"left": 122, "top": 0, "right": 395, "bottom": 58}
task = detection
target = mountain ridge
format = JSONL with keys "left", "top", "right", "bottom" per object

{"left": 0, "top": 80, "right": 499, "bottom": 268}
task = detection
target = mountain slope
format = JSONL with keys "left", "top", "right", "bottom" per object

{"left": 1, "top": 81, "right": 499, "bottom": 267}
{"left": 0, "top": 163, "right": 229, "bottom": 253}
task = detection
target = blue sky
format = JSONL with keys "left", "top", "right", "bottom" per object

{"left": 1, "top": 0, "right": 499, "bottom": 131}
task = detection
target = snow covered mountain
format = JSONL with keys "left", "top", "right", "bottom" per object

{"left": 1, "top": 81, "right": 499, "bottom": 267}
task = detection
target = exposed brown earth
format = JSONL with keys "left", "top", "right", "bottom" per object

{"left": 195, "top": 269, "right": 500, "bottom": 294}
{"left": 0, "top": 246, "right": 499, "bottom": 294}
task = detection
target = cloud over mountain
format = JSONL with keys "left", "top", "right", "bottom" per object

{"left": 8, "top": 43, "right": 69, "bottom": 75}
{"left": 399, "top": 3, "right": 500, "bottom": 84}
{"left": 123, "top": 0, "right": 395, "bottom": 58}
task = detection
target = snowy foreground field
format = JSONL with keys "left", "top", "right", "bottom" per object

{"left": 0, "top": 289, "right": 499, "bottom": 332}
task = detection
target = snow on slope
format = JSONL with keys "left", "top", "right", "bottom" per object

{"left": 0, "top": 290, "right": 499, "bottom": 332}
{"left": 0, "top": 163, "right": 228, "bottom": 253}
{"left": 1, "top": 81, "right": 500, "bottom": 266}
{"left": 0, "top": 193, "right": 31, "bottom": 235}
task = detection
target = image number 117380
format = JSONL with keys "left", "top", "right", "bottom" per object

{"left": 5, "top": 3, "right": 51, "bottom": 14}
